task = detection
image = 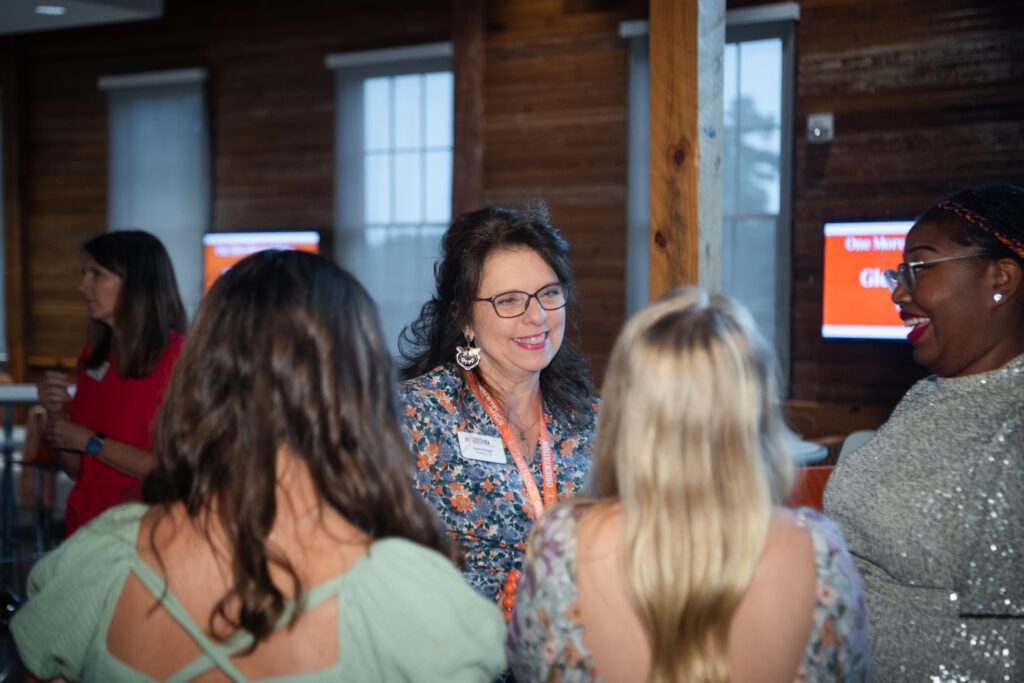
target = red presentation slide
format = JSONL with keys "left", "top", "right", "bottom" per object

{"left": 821, "top": 221, "right": 913, "bottom": 340}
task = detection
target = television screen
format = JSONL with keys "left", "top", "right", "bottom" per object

{"left": 202, "top": 231, "right": 320, "bottom": 292}
{"left": 821, "top": 220, "right": 914, "bottom": 340}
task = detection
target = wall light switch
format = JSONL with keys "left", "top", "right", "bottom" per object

{"left": 807, "top": 113, "right": 834, "bottom": 143}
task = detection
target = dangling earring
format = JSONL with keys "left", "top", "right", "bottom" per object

{"left": 456, "top": 337, "right": 481, "bottom": 371}
{"left": 993, "top": 292, "right": 1004, "bottom": 303}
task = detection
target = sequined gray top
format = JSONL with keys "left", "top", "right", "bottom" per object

{"left": 824, "top": 354, "right": 1023, "bottom": 682}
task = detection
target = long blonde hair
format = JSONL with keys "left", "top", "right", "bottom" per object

{"left": 594, "top": 287, "right": 793, "bottom": 683}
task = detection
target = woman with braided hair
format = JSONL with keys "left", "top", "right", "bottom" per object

{"left": 825, "top": 184, "right": 1024, "bottom": 680}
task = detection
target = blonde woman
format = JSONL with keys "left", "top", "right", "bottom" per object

{"left": 506, "top": 288, "right": 872, "bottom": 683}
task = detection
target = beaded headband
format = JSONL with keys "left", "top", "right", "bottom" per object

{"left": 937, "top": 198, "right": 1024, "bottom": 260}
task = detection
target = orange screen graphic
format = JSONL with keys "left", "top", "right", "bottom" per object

{"left": 203, "top": 232, "right": 320, "bottom": 292}
{"left": 821, "top": 222, "right": 912, "bottom": 339}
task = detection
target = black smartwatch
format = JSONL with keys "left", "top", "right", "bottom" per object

{"left": 84, "top": 432, "right": 106, "bottom": 457}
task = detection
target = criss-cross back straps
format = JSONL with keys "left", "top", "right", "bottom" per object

{"left": 127, "top": 557, "right": 252, "bottom": 682}
{"left": 127, "top": 557, "right": 346, "bottom": 683}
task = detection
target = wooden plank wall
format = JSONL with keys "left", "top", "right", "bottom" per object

{"left": 1, "top": 0, "right": 644, "bottom": 385}
{"left": 479, "top": 0, "right": 645, "bottom": 379}
{"left": 3, "top": 0, "right": 1021, "bottom": 420}
{"left": 731, "top": 0, "right": 1024, "bottom": 413}
{"left": 0, "top": 0, "right": 450, "bottom": 374}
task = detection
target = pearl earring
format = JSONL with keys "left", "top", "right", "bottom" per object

{"left": 993, "top": 293, "right": 1004, "bottom": 303}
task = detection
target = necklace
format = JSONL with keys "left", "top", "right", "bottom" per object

{"left": 500, "top": 568, "right": 522, "bottom": 622}
{"left": 508, "top": 414, "right": 539, "bottom": 445}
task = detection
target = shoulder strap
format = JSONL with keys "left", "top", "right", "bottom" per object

{"left": 129, "top": 558, "right": 252, "bottom": 683}
{"left": 129, "top": 558, "right": 349, "bottom": 683}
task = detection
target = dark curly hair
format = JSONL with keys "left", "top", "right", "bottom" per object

{"left": 398, "top": 205, "right": 594, "bottom": 425}
{"left": 81, "top": 230, "right": 186, "bottom": 378}
{"left": 143, "top": 249, "right": 453, "bottom": 648}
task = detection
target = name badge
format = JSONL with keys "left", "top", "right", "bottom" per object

{"left": 457, "top": 431, "right": 507, "bottom": 464}
{"left": 86, "top": 361, "right": 109, "bottom": 382}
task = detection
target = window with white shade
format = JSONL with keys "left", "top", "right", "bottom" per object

{"left": 721, "top": 33, "right": 788, "bottom": 370}
{"left": 101, "top": 68, "right": 210, "bottom": 315}
{"left": 329, "top": 44, "right": 454, "bottom": 355}
{"left": 622, "top": 6, "right": 796, "bottom": 382}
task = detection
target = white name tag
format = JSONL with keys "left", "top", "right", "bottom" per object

{"left": 86, "top": 361, "right": 109, "bottom": 382}
{"left": 457, "top": 431, "right": 507, "bottom": 464}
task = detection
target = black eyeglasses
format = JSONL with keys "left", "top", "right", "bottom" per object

{"left": 882, "top": 253, "right": 979, "bottom": 293}
{"left": 475, "top": 283, "right": 568, "bottom": 318}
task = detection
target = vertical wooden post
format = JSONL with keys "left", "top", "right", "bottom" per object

{"left": 1, "top": 49, "right": 28, "bottom": 380}
{"left": 452, "top": 0, "right": 485, "bottom": 218}
{"left": 649, "top": 0, "right": 724, "bottom": 298}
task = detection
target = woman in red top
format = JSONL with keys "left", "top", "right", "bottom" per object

{"left": 38, "top": 230, "right": 186, "bottom": 535}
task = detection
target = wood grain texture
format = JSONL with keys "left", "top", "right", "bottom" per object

{"left": 3, "top": 0, "right": 1020, "bottom": 416}
{"left": 1, "top": 0, "right": 450, "bottom": 368}
{"left": 790, "top": 0, "right": 1024, "bottom": 407}
{"left": 648, "top": 0, "right": 700, "bottom": 298}
{"left": 2, "top": 0, "right": 646, "bottom": 386}
{"left": 480, "top": 0, "right": 645, "bottom": 380}
{"left": 727, "top": 0, "right": 1024, "bottom": 411}
{"left": 452, "top": 0, "right": 485, "bottom": 217}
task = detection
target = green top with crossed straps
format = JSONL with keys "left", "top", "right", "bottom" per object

{"left": 12, "top": 503, "right": 506, "bottom": 682}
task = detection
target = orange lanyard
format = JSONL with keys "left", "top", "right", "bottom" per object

{"left": 466, "top": 371, "right": 556, "bottom": 520}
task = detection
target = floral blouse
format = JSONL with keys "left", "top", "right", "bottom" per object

{"left": 507, "top": 505, "right": 874, "bottom": 682}
{"left": 399, "top": 364, "right": 598, "bottom": 601}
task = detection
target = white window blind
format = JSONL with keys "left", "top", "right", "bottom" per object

{"left": 622, "top": 7, "right": 796, "bottom": 382}
{"left": 721, "top": 36, "right": 787, "bottom": 365}
{"left": 329, "top": 45, "right": 453, "bottom": 356}
{"left": 101, "top": 69, "right": 210, "bottom": 315}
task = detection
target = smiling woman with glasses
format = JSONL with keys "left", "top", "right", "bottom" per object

{"left": 396, "top": 204, "right": 598, "bottom": 646}
{"left": 825, "top": 184, "right": 1024, "bottom": 681}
